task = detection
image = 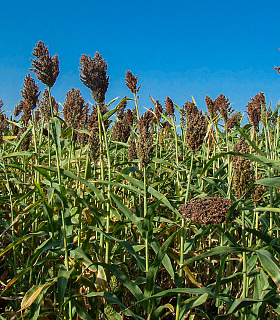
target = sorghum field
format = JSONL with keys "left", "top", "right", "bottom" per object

{"left": 1, "top": 41, "right": 280, "bottom": 320}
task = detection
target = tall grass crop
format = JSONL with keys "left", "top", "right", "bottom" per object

{"left": 1, "top": 41, "right": 280, "bottom": 319}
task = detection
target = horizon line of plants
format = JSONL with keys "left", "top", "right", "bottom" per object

{"left": 1, "top": 40, "right": 280, "bottom": 319}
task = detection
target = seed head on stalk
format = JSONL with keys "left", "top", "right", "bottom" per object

{"left": 232, "top": 137, "right": 255, "bottom": 199}
{"left": 185, "top": 101, "right": 198, "bottom": 122}
{"left": 128, "top": 138, "right": 137, "bottom": 161}
{"left": 117, "top": 97, "right": 127, "bottom": 120}
{"left": 79, "top": 52, "right": 109, "bottom": 104}
{"left": 63, "top": 88, "right": 89, "bottom": 131}
{"left": 30, "top": 41, "right": 60, "bottom": 88}
{"left": 179, "top": 197, "right": 236, "bottom": 226}
{"left": 205, "top": 95, "right": 218, "bottom": 119}
{"left": 214, "top": 94, "right": 232, "bottom": 123}
{"left": 165, "top": 96, "right": 175, "bottom": 117}
{"left": 88, "top": 130, "right": 100, "bottom": 163}
{"left": 185, "top": 110, "right": 207, "bottom": 152}
{"left": 0, "top": 100, "right": 9, "bottom": 144}
{"left": 155, "top": 100, "right": 163, "bottom": 122}
{"left": 39, "top": 89, "right": 59, "bottom": 122}
{"left": 21, "top": 74, "right": 40, "bottom": 125}
{"left": 246, "top": 92, "right": 265, "bottom": 132}
{"left": 112, "top": 116, "right": 130, "bottom": 143}
{"left": 125, "top": 71, "right": 141, "bottom": 94}
{"left": 126, "top": 108, "right": 135, "bottom": 127}
{"left": 14, "top": 100, "right": 24, "bottom": 117}
{"left": 252, "top": 174, "right": 267, "bottom": 205}
{"left": 227, "top": 111, "right": 242, "bottom": 131}
{"left": 136, "top": 111, "right": 154, "bottom": 168}
{"left": 34, "top": 110, "right": 41, "bottom": 124}
{"left": 18, "top": 127, "right": 32, "bottom": 151}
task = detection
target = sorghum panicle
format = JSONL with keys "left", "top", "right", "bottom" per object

{"left": 0, "top": 100, "right": 8, "bottom": 144}
{"left": 184, "top": 101, "right": 198, "bottom": 122}
{"left": 205, "top": 95, "right": 218, "bottom": 119}
{"left": 39, "top": 89, "right": 59, "bottom": 122}
{"left": 126, "top": 108, "right": 134, "bottom": 127}
{"left": 185, "top": 110, "right": 207, "bottom": 152}
{"left": 19, "top": 127, "right": 32, "bottom": 151}
{"left": 63, "top": 88, "right": 88, "bottom": 130}
{"left": 112, "top": 117, "right": 130, "bottom": 143}
{"left": 88, "top": 131, "right": 100, "bottom": 163}
{"left": 88, "top": 103, "right": 110, "bottom": 133}
{"left": 136, "top": 110, "right": 154, "bottom": 168}
{"left": 21, "top": 74, "right": 40, "bottom": 125}
{"left": 227, "top": 111, "right": 242, "bottom": 131}
{"left": 117, "top": 97, "right": 127, "bottom": 120}
{"left": 34, "top": 110, "right": 41, "bottom": 124}
{"left": 214, "top": 94, "right": 231, "bottom": 123}
{"left": 179, "top": 197, "right": 236, "bottom": 226}
{"left": 125, "top": 71, "right": 141, "bottom": 94}
{"left": 252, "top": 174, "right": 267, "bottom": 205}
{"left": 14, "top": 100, "right": 24, "bottom": 117}
{"left": 128, "top": 139, "right": 137, "bottom": 161}
{"left": 232, "top": 138, "right": 255, "bottom": 199}
{"left": 164, "top": 96, "right": 175, "bottom": 117}
{"left": 30, "top": 41, "right": 60, "bottom": 88}
{"left": 79, "top": 52, "right": 109, "bottom": 104}
{"left": 246, "top": 92, "right": 265, "bottom": 132}
{"left": 155, "top": 100, "right": 163, "bottom": 122}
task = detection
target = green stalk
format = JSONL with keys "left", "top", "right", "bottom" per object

{"left": 47, "top": 87, "right": 72, "bottom": 320}
{"left": 143, "top": 166, "right": 148, "bottom": 273}
{"left": 176, "top": 153, "right": 194, "bottom": 320}
{"left": 134, "top": 92, "right": 140, "bottom": 121}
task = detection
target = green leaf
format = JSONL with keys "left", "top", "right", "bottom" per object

{"left": 182, "top": 246, "right": 253, "bottom": 268}
{"left": 90, "top": 227, "right": 146, "bottom": 271}
{"left": 223, "top": 298, "right": 263, "bottom": 316}
{"left": 179, "top": 293, "right": 209, "bottom": 319}
{"left": 98, "top": 262, "right": 144, "bottom": 301}
{"left": 144, "top": 229, "right": 180, "bottom": 298}
{"left": 257, "top": 249, "right": 280, "bottom": 288}
{"left": 58, "top": 267, "right": 73, "bottom": 312}
{"left": 110, "top": 192, "right": 143, "bottom": 235}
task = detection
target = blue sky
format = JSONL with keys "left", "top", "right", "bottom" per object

{"left": 1, "top": 0, "right": 280, "bottom": 118}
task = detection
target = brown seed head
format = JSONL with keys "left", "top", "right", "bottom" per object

{"left": 21, "top": 74, "right": 40, "bottom": 125}
{"left": 214, "top": 94, "right": 231, "bottom": 123}
{"left": 30, "top": 41, "right": 60, "bottom": 88}
{"left": 34, "top": 110, "right": 41, "bottom": 124}
{"left": 79, "top": 52, "right": 109, "bottom": 104}
{"left": 88, "top": 131, "right": 100, "bottom": 163}
{"left": 165, "top": 96, "right": 175, "bottom": 117}
{"left": 246, "top": 92, "right": 265, "bottom": 132}
{"left": 39, "top": 89, "right": 59, "bottom": 121}
{"left": 179, "top": 197, "right": 236, "bottom": 226}
{"left": 136, "top": 110, "right": 154, "bottom": 168}
{"left": 18, "top": 127, "right": 32, "bottom": 151}
{"left": 252, "top": 174, "right": 267, "bottom": 205}
{"left": 227, "top": 111, "right": 242, "bottom": 131}
{"left": 155, "top": 100, "right": 163, "bottom": 122}
{"left": 126, "top": 108, "right": 135, "bottom": 127}
{"left": 205, "top": 95, "right": 218, "bottom": 119}
{"left": 63, "top": 88, "right": 88, "bottom": 130}
{"left": 125, "top": 71, "right": 141, "bottom": 94}
{"left": 112, "top": 117, "right": 130, "bottom": 143}
{"left": 117, "top": 97, "right": 127, "bottom": 120}
{"left": 185, "top": 110, "right": 207, "bottom": 152}
{"left": 128, "top": 138, "right": 137, "bottom": 161}
{"left": 232, "top": 138, "right": 255, "bottom": 199}
{"left": 0, "top": 101, "right": 8, "bottom": 144}
{"left": 14, "top": 100, "right": 24, "bottom": 117}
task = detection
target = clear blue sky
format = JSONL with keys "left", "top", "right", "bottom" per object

{"left": 1, "top": 0, "right": 280, "bottom": 117}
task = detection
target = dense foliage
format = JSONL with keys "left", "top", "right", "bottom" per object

{"left": 1, "top": 41, "right": 280, "bottom": 319}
